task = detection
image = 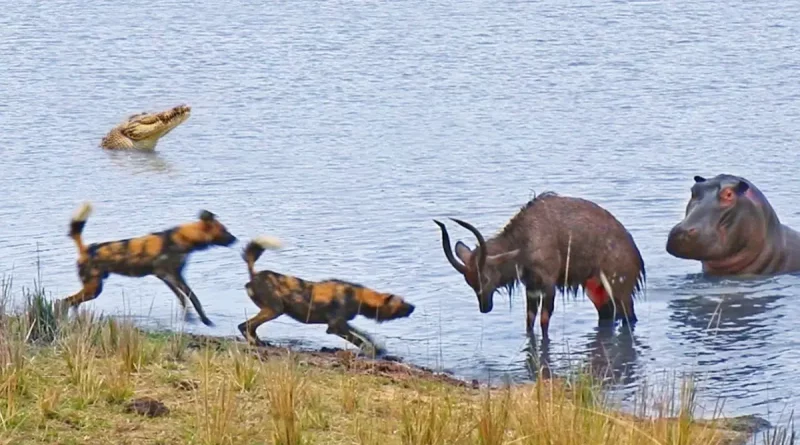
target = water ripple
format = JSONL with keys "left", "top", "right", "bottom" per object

{"left": 2, "top": 0, "right": 800, "bottom": 427}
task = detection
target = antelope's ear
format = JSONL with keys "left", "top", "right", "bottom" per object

{"left": 693, "top": 176, "right": 706, "bottom": 183}
{"left": 454, "top": 241, "right": 472, "bottom": 264}
{"left": 486, "top": 249, "right": 520, "bottom": 266}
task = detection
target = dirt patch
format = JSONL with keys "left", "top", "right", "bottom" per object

{"left": 125, "top": 397, "right": 170, "bottom": 418}
{"left": 180, "top": 332, "right": 472, "bottom": 388}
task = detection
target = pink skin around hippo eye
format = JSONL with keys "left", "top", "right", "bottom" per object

{"left": 719, "top": 188, "right": 736, "bottom": 206}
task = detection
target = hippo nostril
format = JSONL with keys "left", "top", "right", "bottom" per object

{"left": 666, "top": 224, "right": 700, "bottom": 258}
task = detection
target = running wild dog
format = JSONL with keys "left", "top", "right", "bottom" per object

{"left": 239, "top": 236, "right": 416, "bottom": 355}
{"left": 57, "top": 202, "right": 237, "bottom": 326}
{"left": 435, "top": 192, "right": 645, "bottom": 338}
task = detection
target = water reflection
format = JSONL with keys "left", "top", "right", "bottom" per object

{"left": 3, "top": 0, "right": 800, "bottom": 426}
{"left": 525, "top": 324, "right": 643, "bottom": 387}
{"left": 666, "top": 275, "right": 790, "bottom": 387}
{"left": 582, "top": 326, "right": 642, "bottom": 386}
{"left": 668, "top": 278, "right": 787, "bottom": 351}
{"left": 105, "top": 150, "right": 174, "bottom": 175}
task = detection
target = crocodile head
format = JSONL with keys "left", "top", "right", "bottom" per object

{"left": 100, "top": 104, "right": 191, "bottom": 150}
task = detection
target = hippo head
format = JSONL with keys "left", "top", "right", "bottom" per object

{"left": 666, "top": 174, "right": 778, "bottom": 269}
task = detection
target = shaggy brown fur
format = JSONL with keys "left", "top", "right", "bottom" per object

{"left": 435, "top": 192, "right": 645, "bottom": 338}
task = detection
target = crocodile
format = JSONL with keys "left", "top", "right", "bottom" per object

{"left": 100, "top": 104, "right": 191, "bottom": 150}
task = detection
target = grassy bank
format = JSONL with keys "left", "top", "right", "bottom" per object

{"left": 0, "top": 277, "right": 793, "bottom": 445}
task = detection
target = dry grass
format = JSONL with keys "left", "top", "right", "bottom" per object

{"left": 0, "top": 276, "right": 793, "bottom": 445}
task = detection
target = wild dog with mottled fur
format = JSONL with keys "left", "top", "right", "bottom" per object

{"left": 239, "top": 237, "right": 416, "bottom": 355}
{"left": 58, "top": 202, "right": 237, "bottom": 326}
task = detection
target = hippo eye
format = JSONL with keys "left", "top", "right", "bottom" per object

{"left": 719, "top": 187, "right": 735, "bottom": 203}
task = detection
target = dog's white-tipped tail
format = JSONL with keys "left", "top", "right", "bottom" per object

{"left": 72, "top": 202, "right": 93, "bottom": 222}
{"left": 252, "top": 235, "right": 282, "bottom": 250}
{"left": 69, "top": 201, "right": 93, "bottom": 256}
{"left": 244, "top": 235, "right": 283, "bottom": 278}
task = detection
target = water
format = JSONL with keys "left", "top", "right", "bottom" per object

{"left": 2, "top": 0, "right": 800, "bottom": 428}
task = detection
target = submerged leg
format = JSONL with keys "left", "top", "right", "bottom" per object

{"left": 525, "top": 287, "right": 541, "bottom": 335}
{"left": 524, "top": 334, "right": 553, "bottom": 380}
{"left": 587, "top": 272, "right": 638, "bottom": 326}
{"left": 539, "top": 287, "right": 556, "bottom": 340}
{"left": 618, "top": 297, "right": 637, "bottom": 326}
{"left": 602, "top": 271, "right": 638, "bottom": 326}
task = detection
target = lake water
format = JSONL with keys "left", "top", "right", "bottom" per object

{"left": 2, "top": 0, "right": 800, "bottom": 429}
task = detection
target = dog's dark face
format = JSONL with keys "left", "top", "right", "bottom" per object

{"left": 175, "top": 210, "right": 237, "bottom": 249}
{"left": 375, "top": 294, "right": 415, "bottom": 321}
{"left": 201, "top": 210, "right": 237, "bottom": 246}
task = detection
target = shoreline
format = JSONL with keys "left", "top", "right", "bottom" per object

{"left": 169, "top": 330, "right": 475, "bottom": 388}
{"left": 0, "top": 281, "right": 790, "bottom": 444}
{"left": 161, "top": 329, "right": 777, "bottom": 444}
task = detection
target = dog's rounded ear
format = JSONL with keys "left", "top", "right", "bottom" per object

{"left": 199, "top": 210, "right": 216, "bottom": 222}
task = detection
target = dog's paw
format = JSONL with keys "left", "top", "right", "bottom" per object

{"left": 198, "top": 315, "right": 215, "bottom": 328}
{"left": 359, "top": 342, "right": 386, "bottom": 359}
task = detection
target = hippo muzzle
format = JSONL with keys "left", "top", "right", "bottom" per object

{"left": 666, "top": 221, "right": 713, "bottom": 260}
{"left": 666, "top": 192, "right": 729, "bottom": 261}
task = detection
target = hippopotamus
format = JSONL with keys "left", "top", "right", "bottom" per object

{"left": 666, "top": 174, "right": 800, "bottom": 276}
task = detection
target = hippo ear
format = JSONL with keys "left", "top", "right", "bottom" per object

{"left": 734, "top": 181, "right": 749, "bottom": 195}
{"left": 693, "top": 176, "right": 706, "bottom": 183}
{"left": 454, "top": 241, "right": 473, "bottom": 264}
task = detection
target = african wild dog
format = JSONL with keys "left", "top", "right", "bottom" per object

{"left": 57, "top": 202, "right": 237, "bottom": 326}
{"left": 239, "top": 236, "right": 416, "bottom": 355}
{"left": 435, "top": 192, "right": 645, "bottom": 338}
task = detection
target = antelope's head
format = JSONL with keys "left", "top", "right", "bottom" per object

{"left": 434, "top": 218, "right": 519, "bottom": 313}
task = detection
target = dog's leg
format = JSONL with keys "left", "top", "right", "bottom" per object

{"left": 163, "top": 272, "right": 214, "bottom": 327}
{"left": 156, "top": 276, "right": 196, "bottom": 323}
{"left": 158, "top": 276, "right": 188, "bottom": 309}
{"left": 58, "top": 277, "right": 103, "bottom": 316}
{"left": 237, "top": 307, "right": 280, "bottom": 347}
{"left": 326, "top": 319, "right": 384, "bottom": 356}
